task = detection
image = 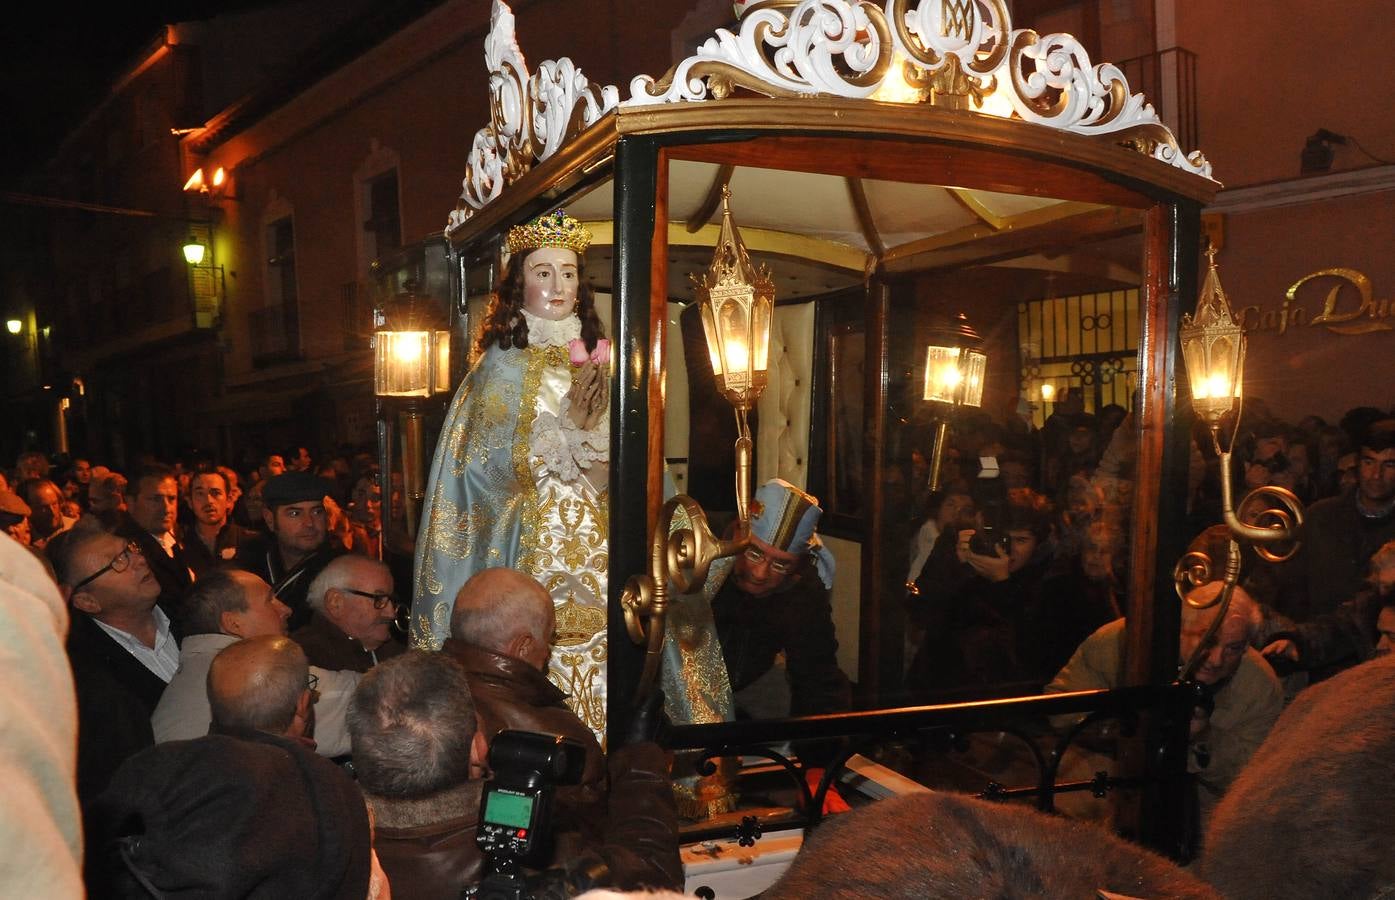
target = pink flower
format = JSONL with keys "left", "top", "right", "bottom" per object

{"left": 569, "top": 338, "right": 610, "bottom": 366}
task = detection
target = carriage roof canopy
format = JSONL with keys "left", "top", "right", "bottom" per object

{"left": 445, "top": 0, "right": 1216, "bottom": 246}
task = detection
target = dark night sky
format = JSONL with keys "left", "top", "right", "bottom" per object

{"left": 1, "top": 4, "right": 262, "bottom": 183}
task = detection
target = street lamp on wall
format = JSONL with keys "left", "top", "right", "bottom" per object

{"left": 182, "top": 237, "right": 207, "bottom": 266}
{"left": 182, "top": 167, "right": 230, "bottom": 195}
{"left": 922, "top": 312, "right": 987, "bottom": 492}
{"left": 373, "top": 302, "right": 451, "bottom": 399}
{"left": 181, "top": 227, "right": 224, "bottom": 328}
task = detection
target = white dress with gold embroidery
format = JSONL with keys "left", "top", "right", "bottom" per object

{"left": 412, "top": 310, "right": 609, "bottom": 743}
{"left": 522, "top": 312, "right": 608, "bottom": 741}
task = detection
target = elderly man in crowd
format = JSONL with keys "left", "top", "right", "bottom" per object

{"left": 151, "top": 570, "right": 358, "bottom": 756}
{"left": 350, "top": 651, "right": 680, "bottom": 900}
{"left": 54, "top": 530, "right": 177, "bottom": 806}
{"left": 291, "top": 555, "right": 403, "bottom": 672}
{"left": 21, "top": 477, "right": 73, "bottom": 550}
{"left": 88, "top": 637, "right": 378, "bottom": 900}
{"left": 442, "top": 566, "right": 603, "bottom": 787}
{"left": 1048, "top": 581, "right": 1283, "bottom": 822}
{"left": 117, "top": 465, "right": 194, "bottom": 626}
{"left": 206, "top": 636, "right": 317, "bottom": 743}
{"left": 235, "top": 470, "right": 343, "bottom": 629}
{"left": 0, "top": 490, "right": 32, "bottom": 546}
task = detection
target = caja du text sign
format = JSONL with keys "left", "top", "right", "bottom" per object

{"left": 1240, "top": 268, "right": 1393, "bottom": 336}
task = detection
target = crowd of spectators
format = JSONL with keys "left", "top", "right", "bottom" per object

{"left": 4, "top": 391, "right": 1395, "bottom": 896}
{"left": 0, "top": 443, "right": 682, "bottom": 897}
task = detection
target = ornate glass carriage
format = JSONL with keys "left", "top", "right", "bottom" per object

{"left": 409, "top": 0, "right": 1224, "bottom": 869}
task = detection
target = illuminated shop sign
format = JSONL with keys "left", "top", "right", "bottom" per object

{"left": 1240, "top": 268, "right": 1394, "bottom": 336}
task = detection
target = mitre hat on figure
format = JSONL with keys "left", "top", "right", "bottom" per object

{"left": 749, "top": 478, "right": 836, "bottom": 588}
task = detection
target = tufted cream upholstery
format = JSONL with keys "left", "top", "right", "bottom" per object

{"left": 756, "top": 302, "right": 858, "bottom": 681}
{"left": 756, "top": 302, "right": 815, "bottom": 489}
{"left": 662, "top": 301, "right": 692, "bottom": 493}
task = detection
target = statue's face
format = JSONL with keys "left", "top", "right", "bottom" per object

{"left": 521, "top": 247, "right": 579, "bottom": 321}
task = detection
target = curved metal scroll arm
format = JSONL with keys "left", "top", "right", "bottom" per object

{"left": 1172, "top": 425, "right": 1307, "bottom": 679}
{"left": 1214, "top": 432, "right": 1305, "bottom": 564}
{"left": 621, "top": 403, "right": 755, "bottom": 702}
{"left": 620, "top": 495, "right": 747, "bottom": 701}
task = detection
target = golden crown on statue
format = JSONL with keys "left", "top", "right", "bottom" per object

{"left": 505, "top": 209, "right": 592, "bottom": 254}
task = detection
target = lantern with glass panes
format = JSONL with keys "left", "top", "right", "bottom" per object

{"left": 922, "top": 312, "right": 987, "bottom": 492}
{"left": 373, "top": 289, "right": 451, "bottom": 547}
{"left": 1173, "top": 247, "right": 1303, "bottom": 674}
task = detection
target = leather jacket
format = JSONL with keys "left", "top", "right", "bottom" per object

{"left": 442, "top": 639, "right": 605, "bottom": 789}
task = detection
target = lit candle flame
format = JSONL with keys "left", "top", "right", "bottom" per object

{"left": 1195, "top": 372, "right": 1232, "bottom": 399}
{"left": 391, "top": 333, "right": 425, "bottom": 364}
{"left": 724, "top": 340, "right": 749, "bottom": 373}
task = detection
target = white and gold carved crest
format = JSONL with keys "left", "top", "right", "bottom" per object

{"left": 448, "top": 0, "right": 1211, "bottom": 231}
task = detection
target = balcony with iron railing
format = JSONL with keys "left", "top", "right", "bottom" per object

{"left": 342, "top": 279, "right": 374, "bottom": 352}
{"left": 1115, "top": 47, "right": 1199, "bottom": 155}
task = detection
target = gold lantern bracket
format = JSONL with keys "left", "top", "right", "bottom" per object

{"left": 620, "top": 497, "right": 748, "bottom": 699}
{"left": 623, "top": 187, "right": 773, "bottom": 700}
{"left": 1175, "top": 247, "right": 1304, "bottom": 680}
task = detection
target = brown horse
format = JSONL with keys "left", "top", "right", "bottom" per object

{"left": 767, "top": 790, "right": 1218, "bottom": 899}
{"left": 1204, "top": 654, "right": 1395, "bottom": 899}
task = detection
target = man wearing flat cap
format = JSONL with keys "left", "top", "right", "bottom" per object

{"left": 0, "top": 490, "right": 33, "bottom": 546}
{"left": 708, "top": 479, "right": 851, "bottom": 721}
{"left": 234, "top": 471, "right": 343, "bottom": 631}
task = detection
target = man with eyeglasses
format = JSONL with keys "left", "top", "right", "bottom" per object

{"left": 234, "top": 470, "right": 344, "bottom": 630}
{"left": 291, "top": 555, "right": 404, "bottom": 672}
{"left": 705, "top": 479, "right": 851, "bottom": 721}
{"left": 54, "top": 530, "right": 177, "bottom": 806}
{"left": 207, "top": 636, "right": 319, "bottom": 744}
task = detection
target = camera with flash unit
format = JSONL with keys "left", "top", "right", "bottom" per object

{"left": 468, "top": 730, "right": 587, "bottom": 900}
